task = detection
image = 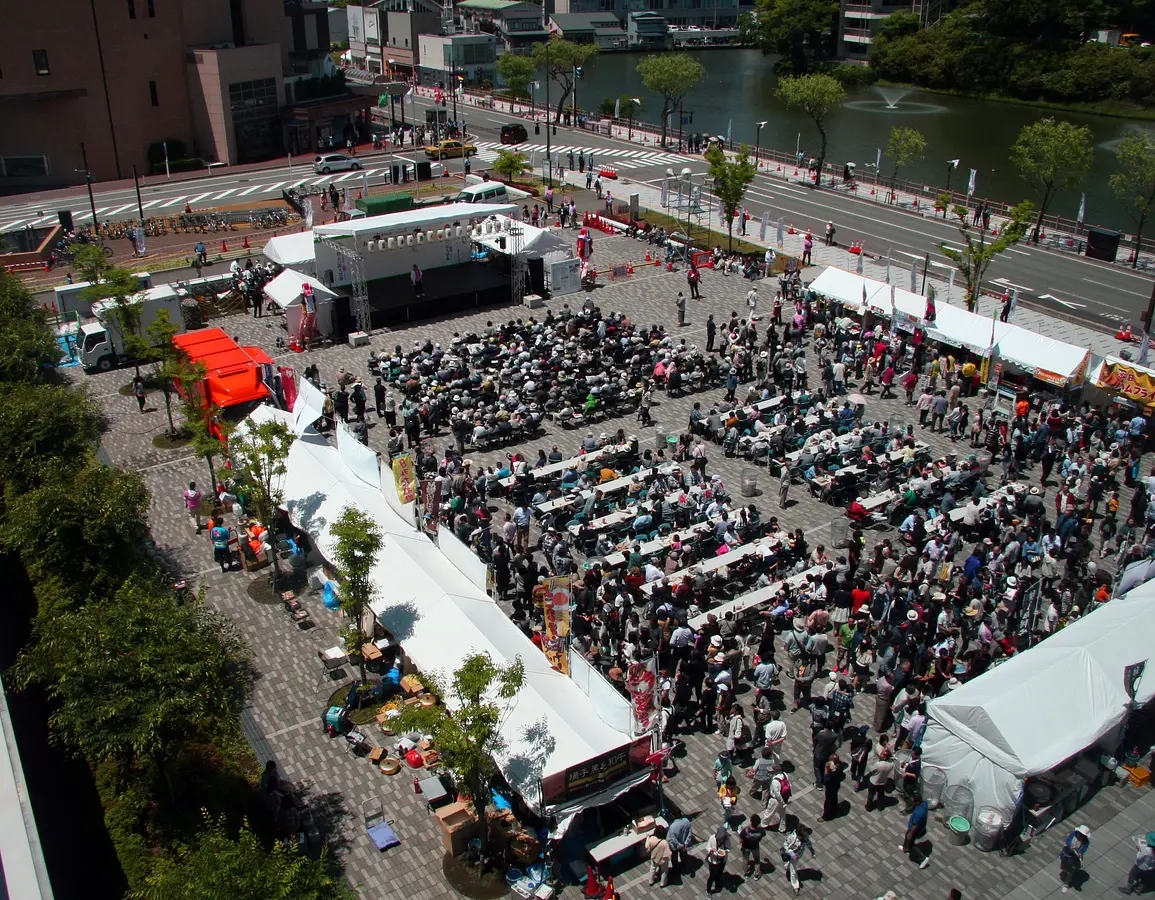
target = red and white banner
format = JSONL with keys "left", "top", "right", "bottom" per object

{"left": 626, "top": 657, "right": 659, "bottom": 736}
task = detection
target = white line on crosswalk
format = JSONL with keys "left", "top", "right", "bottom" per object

{"left": 291, "top": 178, "right": 310, "bottom": 188}
{"left": 186, "top": 192, "right": 214, "bottom": 203}
{"left": 103, "top": 204, "right": 135, "bottom": 216}
{"left": 157, "top": 197, "right": 186, "bottom": 208}
{"left": 264, "top": 182, "right": 285, "bottom": 192}
{"left": 214, "top": 188, "right": 239, "bottom": 199}
{"left": 140, "top": 199, "right": 167, "bottom": 209}
{"left": 310, "top": 176, "right": 331, "bottom": 186}
{"left": 334, "top": 172, "right": 361, "bottom": 182}
{"left": 237, "top": 186, "right": 264, "bottom": 196}
{"left": 0, "top": 220, "right": 28, "bottom": 232}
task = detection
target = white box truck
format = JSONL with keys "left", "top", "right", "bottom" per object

{"left": 52, "top": 271, "right": 153, "bottom": 319}
{"left": 79, "top": 285, "right": 184, "bottom": 371}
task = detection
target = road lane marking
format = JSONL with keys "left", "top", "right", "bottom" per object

{"left": 1082, "top": 277, "right": 1148, "bottom": 297}
{"left": 1038, "top": 293, "right": 1085, "bottom": 309}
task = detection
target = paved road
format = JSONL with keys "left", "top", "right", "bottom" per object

{"left": 6, "top": 94, "right": 1152, "bottom": 329}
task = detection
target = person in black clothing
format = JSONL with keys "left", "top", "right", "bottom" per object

{"left": 706, "top": 315, "right": 717, "bottom": 352}
{"left": 334, "top": 387, "right": 350, "bottom": 422}
{"left": 820, "top": 755, "right": 846, "bottom": 822}
{"left": 374, "top": 377, "right": 386, "bottom": 418}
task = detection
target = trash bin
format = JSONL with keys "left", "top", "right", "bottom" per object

{"left": 741, "top": 470, "right": 758, "bottom": 497}
{"left": 948, "top": 816, "right": 971, "bottom": 846}
{"left": 828, "top": 515, "right": 849, "bottom": 548}
{"left": 943, "top": 784, "right": 975, "bottom": 824}
{"left": 920, "top": 766, "right": 947, "bottom": 808}
{"left": 973, "top": 806, "right": 1009, "bottom": 851}
{"left": 654, "top": 427, "right": 667, "bottom": 450}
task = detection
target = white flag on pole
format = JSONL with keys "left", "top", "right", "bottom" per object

{"left": 776, "top": 217, "right": 784, "bottom": 248}
{"left": 875, "top": 148, "right": 881, "bottom": 171}
{"left": 885, "top": 248, "right": 892, "bottom": 284}
{"left": 1077, "top": 192, "right": 1086, "bottom": 225}
{"left": 856, "top": 247, "right": 864, "bottom": 274}
{"left": 718, "top": 199, "right": 726, "bottom": 225}
{"left": 1140, "top": 332, "right": 1151, "bottom": 367}
{"left": 726, "top": 119, "right": 732, "bottom": 145}
{"left": 967, "top": 168, "right": 977, "bottom": 196}
{"left": 910, "top": 257, "right": 918, "bottom": 293}
{"left": 760, "top": 211, "right": 768, "bottom": 242}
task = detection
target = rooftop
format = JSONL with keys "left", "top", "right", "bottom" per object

{"left": 457, "top": 0, "right": 524, "bottom": 9}
{"left": 550, "top": 12, "right": 623, "bottom": 29}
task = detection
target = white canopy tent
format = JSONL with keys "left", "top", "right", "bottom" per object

{"left": 472, "top": 216, "right": 574, "bottom": 263}
{"left": 264, "top": 412, "right": 638, "bottom": 816}
{"left": 263, "top": 232, "right": 316, "bottom": 272}
{"left": 809, "top": 265, "right": 1091, "bottom": 383}
{"left": 264, "top": 269, "right": 336, "bottom": 337}
{"left": 922, "top": 585, "right": 1155, "bottom": 813}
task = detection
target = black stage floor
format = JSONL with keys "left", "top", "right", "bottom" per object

{"left": 363, "top": 262, "right": 512, "bottom": 328}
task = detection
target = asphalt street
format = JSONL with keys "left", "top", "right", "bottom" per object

{"left": 5, "top": 94, "right": 1152, "bottom": 330}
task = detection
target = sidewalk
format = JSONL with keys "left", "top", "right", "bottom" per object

{"left": 1006, "top": 788, "right": 1155, "bottom": 900}
{"left": 570, "top": 167, "right": 1132, "bottom": 361}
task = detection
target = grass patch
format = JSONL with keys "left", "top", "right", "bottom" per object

{"left": 326, "top": 685, "right": 382, "bottom": 726}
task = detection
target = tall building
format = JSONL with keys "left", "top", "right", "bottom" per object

{"left": 0, "top": 0, "right": 370, "bottom": 190}
{"left": 551, "top": 0, "right": 739, "bottom": 30}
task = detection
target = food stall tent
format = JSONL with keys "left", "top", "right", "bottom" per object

{"left": 264, "top": 269, "right": 337, "bottom": 337}
{"left": 922, "top": 582, "right": 1155, "bottom": 815}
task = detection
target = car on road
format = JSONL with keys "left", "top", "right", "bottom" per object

{"left": 313, "top": 153, "right": 361, "bottom": 174}
{"left": 500, "top": 123, "right": 528, "bottom": 145}
{"left": 424, "top": 139, "right": 477, "bottom": 160}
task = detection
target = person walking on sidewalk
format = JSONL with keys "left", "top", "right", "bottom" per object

{"left": 183, "top": 481, "right": 204, "bottom": 533}
{"left": 903, "top": 794, "right": 931, "bottom": 869}
{"left": 706, "top": 314, "right": 717, "bottom": 351}
{"left": 802, "top": 233, "right": 813, "bottom": 266}
{"left": 676, "top": 291, "right": 687, "bottom": 327}
{"left": 688, "top": 264, "right": 702, "bottom": 299}
{"left": 545, "top": 186, "right": 554, "bottom": 213}
{"left": 825, "top": 221, "right": 835, "bottom": 246}
{"left": 779, "top": 466, "right": 791, "bottom": 508}
{"left": 1119, "top": 832, "right": 1155, "bottom": 894}
{"left": 132, "top": 375, "right": 147, "bottom": 413}
{"left": 1058, "top": 825, "right": 1090, "bottom": 894}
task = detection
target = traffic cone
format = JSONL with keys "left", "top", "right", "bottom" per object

{"left": 793, "top": 168, "right": 799, "bottom": 176}
{"left": 1117, "top": 321, "right": 1132, "bottom": 340}
{"left": 777, "top": 164, "right": 782, "bottom": 172}
{"left": 583, "top": 211, "right": 590, "bottom": 226}
{"left": 645, "top": 251, "right": 652, "bottom": 261}
{"left": 243, "top": 235, "right": 250, "bottom": 249}
{"left": 871, "top": 187, "right": 876, "bottom": 195}
{"left": 667, "top": 261, "right": 674, "bottom": 271}
{"left": 221, "top": 240, "right": 227, "bottom": 253}
{"left": 788, "top": 223, "right": 796, "bottom": 235}
{"left": 627, "top": 262, "right": 634, "bottom": 274}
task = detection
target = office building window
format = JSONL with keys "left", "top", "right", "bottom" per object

{"left": 149, "top": 80, "right": 159, "bottom": 106}
{"left": 32, "top": 49, "right": 50, "bottom": 76}
{"left": 127, "top": 0, "right": 136, "bottom": 18}
{"left": 1, "top": 156, "right": 50, "bottom": 178}
{"left": 229, "top": 78, "right": 278, "bottom": 121}
{"left": 147, "top": 0, "right": 155, "bottom": 16}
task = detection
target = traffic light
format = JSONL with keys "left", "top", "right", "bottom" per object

{"left": 574, "top": 66, "right": 584, "bottom": 79}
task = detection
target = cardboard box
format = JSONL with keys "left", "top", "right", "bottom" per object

{"left": 435, "top": 801, "right": 478, "bottom": 856}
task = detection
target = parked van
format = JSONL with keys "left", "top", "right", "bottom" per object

{"left": 453, "top": 182, "right": 509, "bottom": 204}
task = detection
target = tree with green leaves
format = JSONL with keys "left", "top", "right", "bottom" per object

{"left": 330, "top": 506, "right": 383, "bottom": 692}
{"left": 72, "top": 243, "right": 112, "bottom": 286}
{"left": 391, "top": 652, "right": 526, "bottom": 853}
{"left": 1009, "top": 118, "right": 1093, "bottom": 243}
{"left": 496, "top": 52, "right": 535, "bottom": 99}
{"left": 227, "top": 419, "right": 295, "bottom": 597}
{"left": 0, "top": 382, "right": 99, "bottom": 499}
{"left": 637, "top": 53, "right": 705, "bottom": 149}
{"left": 704, "top": 143, "right": 758, "bottom": 251}
{"left": 938, "top": 200, "right": 1035, "bottom": 311}
{"left": 11, "top": 576, "right": 249, "bottom": 796}
{"left": 885, "top": 125, "right": 927, "bottom": 191}
{"left": 0, "top": 271, "right": 59, "bottom": 383}
{"left": 530, "top": 40, "right": 598, "bottom": 124}
{"left": 775, "top": 74, "right": 846, "bottom": 189}
{"left": 492, "top": 149, "right": 529, "bottom": 185}
{"left": 1, "top": 460, "right": 151, "bottom": 610}
{"left": 751, "top": 0, "right": 838, "bottom": 74}
{"left": 146, "top": 308, "right": 184, "bottom": 437}
{"left": 81, "top": 264, "right": 150, "bottom": 374}
{"left": 1110, "top": 132, "right": 1155, "bottom": 270}
{"left": 131, "top": 813, "right": 354, "bottom": 900}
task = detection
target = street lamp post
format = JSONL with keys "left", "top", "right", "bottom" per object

{"left": 76, "top": 141, "right": 99, "bottom": 233}
{"left": 544, "top": 43, "right": 552, "bottom": 187}
{"left": 754, "top": 120, "right": 767, "bottom": 170}
{"left": 628, "top": 98, "right": 640, "bottom": 141}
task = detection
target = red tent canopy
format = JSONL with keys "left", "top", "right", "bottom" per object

{"left": 173, "top": 327, "right": 273, "bottom": 409}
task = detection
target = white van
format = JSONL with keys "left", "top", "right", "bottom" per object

{"left": 454, "top": 182, "right": 509, "bottom": 204}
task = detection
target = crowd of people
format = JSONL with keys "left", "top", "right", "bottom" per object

{"left": 248, "top": 273, "right": 1155, "bottom": 896}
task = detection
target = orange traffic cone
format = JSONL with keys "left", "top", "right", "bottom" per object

{"left": 788, "top": 223, "right": 796, "bottom": 235}
{"left": 645, "top": 251, "right": 652, "bottom": 261}
{"left": 221, "top": 240, "right": 228, "bottom": 253}
{"left": 627, "top": 262, "right": 634, "bottom": 274}
{"left": 667, "top": 261, "right": 674, "bottom": 271}
{"left": 1117, "top": 321, "right": 1133, "bottom": 340}
{"left": 777, "top": 164, "right": 782, "bottom": 172}
{"left": 243, "top": 235, "right": 250, "bottom": 249}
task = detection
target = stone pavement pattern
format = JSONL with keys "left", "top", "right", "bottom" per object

{"left": 80, "top": 231, "right": 1154, "bottom": 900}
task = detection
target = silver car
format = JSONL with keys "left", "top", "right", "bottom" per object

{"left": 312, "top": 153, "right": 361, "bottom": 174}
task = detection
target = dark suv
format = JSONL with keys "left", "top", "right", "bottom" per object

{"left": 500, "top": 123, "right": 528, "bottom": 145}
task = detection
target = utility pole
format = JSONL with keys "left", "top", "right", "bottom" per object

{"left": 131, "top": 164, "right": 145, "bottom": 225}
{"left": 77, "top": 141, "right": 99, "bottom": 232}
{"left": 544, "top": 43, "right": 552, "bottom": 187}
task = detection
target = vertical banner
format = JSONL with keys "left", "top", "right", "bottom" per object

{"left": 776, "top": 217, "right": 784, "bottom": 248}
{"left": 420, "top": 477, "right": 441, "bottom": 536}
{"left": 856, "top": 246, "right": 864, "bottom": 275}
{"left": 968, "top": 168, "right": 977, "bottom": 196}
{"left": 626, "top": 656, "right": 659, "bottom": 735}
{"left": 542, "top": 576, "right": 572, "bottom": 674}
{"left": 760, "top": 211, "right": 768, "bottom": 242}
{"left": 1141, "top": 333, "right": 1151, "bottom": 368}
{"left": 304, "top": 198, "right": 314, "bottom": 228}
{"left": 392, "top": 450, "right": 417, "bottom": 503}
{"left": 885, "top": 248, "right": 892, "bottom": 284}
{"left": 278, "top": 366, "right": 297, "bottom": 411}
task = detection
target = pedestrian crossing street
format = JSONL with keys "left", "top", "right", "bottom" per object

{"left": 473, "top": 142, "right": 687, "bottom": 171}
{"left": 0, "top": 143, "right": 685, "bottom": 232}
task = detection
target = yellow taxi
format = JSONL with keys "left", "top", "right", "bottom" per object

{"left": 423, "top": 139, "right": 477, "bottom": 160}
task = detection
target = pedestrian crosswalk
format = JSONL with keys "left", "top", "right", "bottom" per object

{"left": 474, "top": 142, "right": 688, "bottom": 170}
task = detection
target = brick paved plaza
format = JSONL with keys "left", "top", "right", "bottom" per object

{"left": 77, "top": 230, "right": 1154, "bottom": 900}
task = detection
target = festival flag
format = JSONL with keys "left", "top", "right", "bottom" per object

{"left": 759, "top": 211, "right": 768, "bottom": 242}
{"left": 726, "top": 119, "right": 732, "bottom": 146}
{"left": 614, "top": 97, "right": 620, "bottom": 119}
{"left": 392, "top": 450, "right": 416, "bottom": 504}
{"left": 925, "top": 284, "right": 937, "bottom": 324}
{"left": 885, "top": 248, "right": 892, "bottom": 284}
{"left": 1141, "top": 332, "right": 1151, "bottom": 367}
{"left": 967, "top": 168, "right": 977, "bottom": 196}
{"left": 1077, "top": 192, "right": 1086, "bottom": 225}
{"left": 856, "top": 245, "right": 864, "bottom": 274}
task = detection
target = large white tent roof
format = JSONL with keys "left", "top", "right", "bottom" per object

{"left": 263, "top": 232, "right": 315, "bottom": 267}
{"left": 266, "top": 409, "right": 634, "bottom": 813}
{"left": 473, "top": 216, "right": 574, "bottom": 259}
{"left": 264, "top": 269, "right": 337, "bottom": 309}
{"left": 922, "top": 587, "right": 1155, "bottom": 813}
{"left": 809, "top": 265, "right": 1090, "bottom": 380}
{"left": 313, "top": 202, "right": 518, "bottom": 238}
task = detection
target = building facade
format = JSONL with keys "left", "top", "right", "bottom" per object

{"left": 551, "top": 0, "right": 738, "bottom": 29}
{"left": 416, "top": 33, "right": 498, "bottom": 86}
{"left": 0, "top": 0, "right": 366, "bottom": 189}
